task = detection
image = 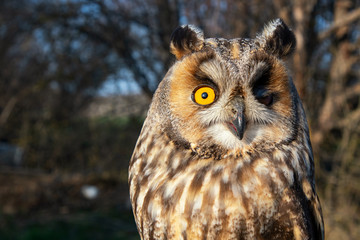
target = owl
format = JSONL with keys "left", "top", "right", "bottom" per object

{"left": 128, "top": 19, "right": 324, "bottom": 240}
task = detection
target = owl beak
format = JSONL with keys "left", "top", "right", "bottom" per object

{"left": 231, "top": 112, "right": 246, "bottom": 140}
{"left": 227, "top": 99, "right": 246, "bottom": 140}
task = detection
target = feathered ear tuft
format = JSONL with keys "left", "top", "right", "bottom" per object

{"left": 170, "top": 25, "right": 205, "bottom": 60}
{"left": 256, "top": 19, "right": 296, "bottom": 58}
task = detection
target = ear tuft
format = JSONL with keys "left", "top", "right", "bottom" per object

{"left": 170, "top": 25, "right": 205, "bottom": 60}
{"left": 256, "top": 19, "right": 296, "bottom": 58}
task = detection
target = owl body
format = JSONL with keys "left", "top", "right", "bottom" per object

{"left": 129, "top": 19, "right": 324, "bottom": 240}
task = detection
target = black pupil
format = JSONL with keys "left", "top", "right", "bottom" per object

{"left": 201, "top": 92, "right": 208, "bottom": 99}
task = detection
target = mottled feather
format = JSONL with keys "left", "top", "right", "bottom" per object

{"left": 129, "top": 19, "right": 324, "bottom": 240}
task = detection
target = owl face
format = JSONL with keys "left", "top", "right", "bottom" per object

{"left": 162, "top": 19, "right": 298, "bottom": 151}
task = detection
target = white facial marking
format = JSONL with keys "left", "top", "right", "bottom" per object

{"left": 207, "top": 123, "right": 244, "bottom": 149}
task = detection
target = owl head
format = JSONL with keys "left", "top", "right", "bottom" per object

{"left": 150, "top": 19, "right": 302, "bottom": 154}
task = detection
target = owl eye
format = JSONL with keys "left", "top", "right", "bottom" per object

{"left": 192, "top": 86, "right": 216, "bottom": 105}
{"left": 254, "top": 88, "right": 273, "bottom": 106}
{"left": 257, "top": 95, "right": 273, "bottom": 106}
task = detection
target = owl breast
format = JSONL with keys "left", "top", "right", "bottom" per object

{"left": 129, "top": 125, "right": 316, "bottom": 240}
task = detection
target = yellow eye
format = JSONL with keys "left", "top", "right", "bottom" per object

{"left": 193, "top": 86, "right": 216, "bottom": 105}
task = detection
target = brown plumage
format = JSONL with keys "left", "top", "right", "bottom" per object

{"left": 129, "top": 19, "right": 324, "bottom": 240}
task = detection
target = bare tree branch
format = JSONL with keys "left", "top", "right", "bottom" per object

{"left": 337, "top": 108, "right": 360, "bottom": 128}
{"left": 334, "top": 83, "right": 360, "bottom": 106}
{"left": 0, "top": 97, "right": 17, "bottom": 126}
{"left": 318, "top": 7, "right": 360, "bottom": 41}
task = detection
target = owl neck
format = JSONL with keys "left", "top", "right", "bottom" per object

{"left": 133, "top": 115, "right": 313, "bottom": 188}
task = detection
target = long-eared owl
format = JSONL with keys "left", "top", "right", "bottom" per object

{"left": 128, "top": 19, "right": 324, "bottom": 240}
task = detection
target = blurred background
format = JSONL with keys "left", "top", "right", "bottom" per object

{"left": 0, "top": 0, "right": 359, "bottom": 239}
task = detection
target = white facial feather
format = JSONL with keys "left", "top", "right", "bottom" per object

{"left": 207, "top": 123, "right": 244, "bottom": 149}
